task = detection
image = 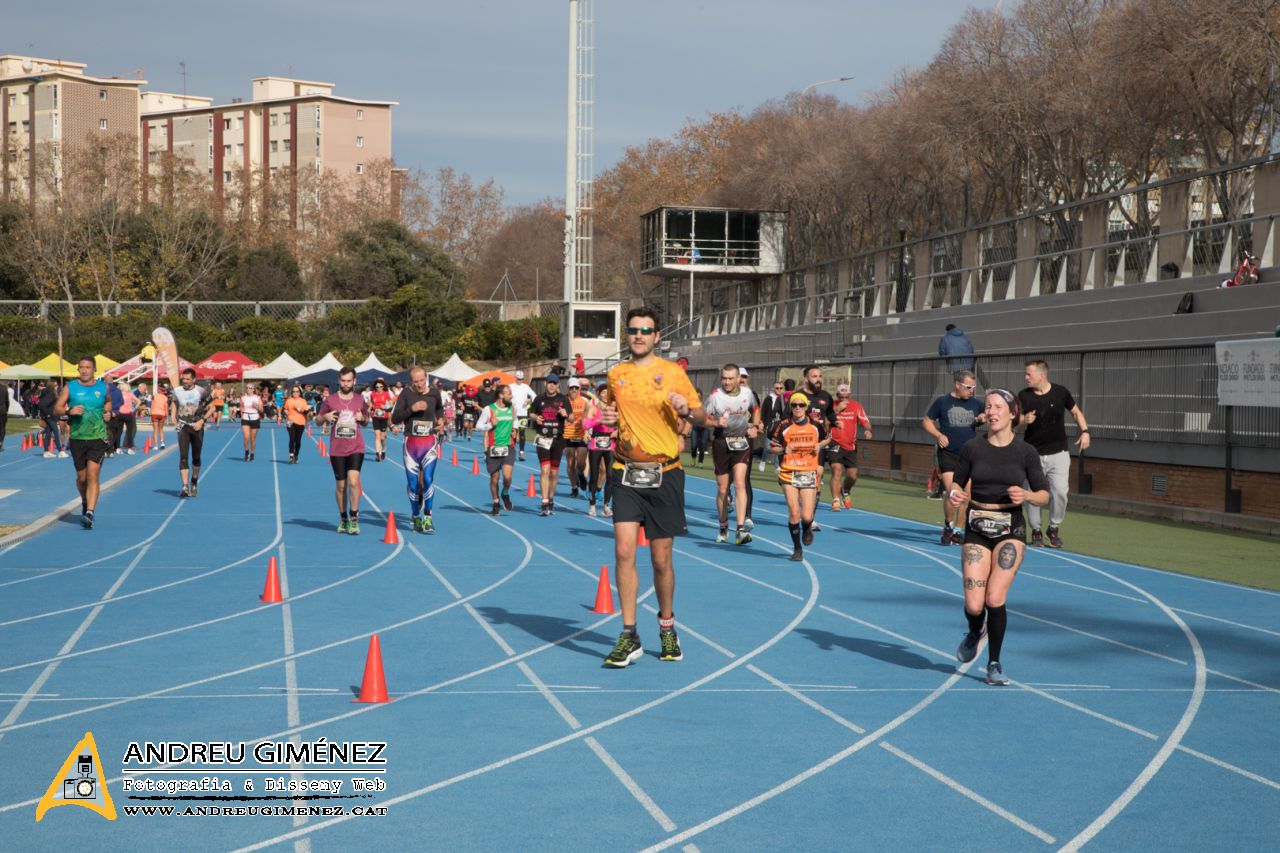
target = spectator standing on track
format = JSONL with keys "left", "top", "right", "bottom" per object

{"left": 1018, "top": 359, "right": 1089, "bottom": 549}
{"left": 392, "top": 366, "right": 446, "bottom": 534}
{"left": 825, "top": 382, "right": 873, "bottom": 512}
{"left": 38, "top": 379, "right": 67, "bottom": 458}
{"left": 938, "top": 324, "right": 975, "bottom": 372}
{"left": 55, "top": 356, "right": 113, "bottom": 529}
{"left": 317, "top": 366, "right": 370, "bottom": 534}
{"left": 283, "top": 386, "right": 311, "bottom": 464}
{"left": 239, "top": 384, "right": 264, "bottom": 461}
{"left": 475, "top": 383, "right": 517, "bottom": 515}
{"left": 923, "top": 370, "right": 985, "bottom": 544}
{"left": 949, "top": 389, "right": 1050, "bottom": 686}
{"left": 112, "top": 380, "right": 139, "bottom": 455}
{"left": 150, "top": 382, "right": 169, "bottom": 450}
{"left": 770, "top": 392, "right": 828, "bottom": 561}
{"left": 704, "top": 363, "right": 761, "bottom": 545}
{"left": 599, "top": 307, "right": 705, "bottom": 668}
{"left": 509, "top": 370, "right": 537, "bottom": 462}
{"left": 105, "top": 380, "right": 124, "bottom": 458}
{"left": 171, "top": 368, "right": 214, "bottom": 498}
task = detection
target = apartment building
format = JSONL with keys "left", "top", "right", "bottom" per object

{"left": 0, "top": 55, "right": 143, "bottom": 202}
{"left": 141, "top": 76, "right": 397, "bottom": 226}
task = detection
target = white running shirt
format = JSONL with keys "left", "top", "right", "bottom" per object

{"left": 509, "top": 383, "right": 537, "bottom": 417}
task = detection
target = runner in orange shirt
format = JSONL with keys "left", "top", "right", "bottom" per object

{"left": 770, "top": 392, "right": 830, "bottom": 561}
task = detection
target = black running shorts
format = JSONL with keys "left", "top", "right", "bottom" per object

{"left": 329, "top": 452, "right": 365, "bottom": 480}
{"left": 711, "top": 437, "right": 752, "bottom": 476}
{"left": 823, "top": 445, "right": 858, "bottom": 468}
{"left": 937, "top": 448, "right": 962, "bottom": 474}
{"left": 610, "top": 467, "right": 687, "bottom": 539}
{"left": 69, "top": 438, "right": 109, "bottom": 471}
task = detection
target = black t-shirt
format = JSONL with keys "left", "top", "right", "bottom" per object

{"left": 1017, "top": 383, "right": 1077, "bottom": 455}
{"left": 391, "top": 388, "right": 443, "bottom": 433}
{"left": 803, "top": 387, "right": 835, "bottom": 426}
{"left": 953, "top": 437, "right": 1049, "bottom": 505}
{"left": 474, "top": 388, "right": 498, "bottom": 411}
{"left": 530, "top": 393, "right": 570, "bottom": 438}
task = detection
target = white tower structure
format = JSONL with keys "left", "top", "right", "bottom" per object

{"left": 564, "top": 0, "right": 594, "bottom": 304}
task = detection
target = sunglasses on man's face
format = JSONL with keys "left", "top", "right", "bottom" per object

{"left": 626, "top": 326, "right": 656, "bottom": 336}
{"left": 791, "top": 403, "right": 808, "bottom": 409}
{"left": 960, "top": 383, "right": 977, "bottom": 390}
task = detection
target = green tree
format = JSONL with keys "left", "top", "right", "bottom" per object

{"left": 322, "top": 219, "right": 462, "bottom": 299}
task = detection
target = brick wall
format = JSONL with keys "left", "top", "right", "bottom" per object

{"left": 856, "top": 440, "right": 1280, "bottom": 519}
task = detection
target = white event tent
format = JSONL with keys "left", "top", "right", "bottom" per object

{"left": 244, "top": 352, "right": 307, "bottom": 381}
{"left": 429, "top": 353, "right": 480, "bottom": 383}
{"left": 290, "top": 352, "right": 344, "bottom": 378}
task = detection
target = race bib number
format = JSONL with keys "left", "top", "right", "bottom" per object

{"left": 335, "top": 423, "right": 357, "bottom": 439}
{"left": 725, "top": 436, "right": 750, "bottom": 452}
{"left": 621, "top": 463, "right": 663, "bottom": 489}
{"left": 968, "top": 509, "right": 1012, "bottom": 538}
{"left": 489, "top": 445, "right": 510, "bottom": 458}
{"left": 790, "top": 470, "right": 817, "bottom": 489}
{"left": 535, "top": 435, "right": 554, "bottom": 451}
{"left": 410, "top": 420, "right": 434, "bottom": 437}
{"left": 592, "top": 435, "right": 612, "bottom": 451}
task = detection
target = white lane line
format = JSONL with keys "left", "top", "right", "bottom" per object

{"left": 585, "top": 736, "right": 679, "bottom": 833}
{"left": 0, "top": 489, "right": 17, "bottom": 500}
{"left": 746, "top": 666, "right": 866, "bottom": 736}
{"left": 879, "top": 742, "right": 1055, "bottom": 844}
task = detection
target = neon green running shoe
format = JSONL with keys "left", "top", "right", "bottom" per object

{"left": 347, "top": 521, "right": 360, "bottom": 536}
{"left": 337, "top": 519, "right": 349, "bottom": 534}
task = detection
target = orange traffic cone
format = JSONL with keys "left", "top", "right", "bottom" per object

{"left": 48, "top": 436, "right": 56, "bottom": 454}
{"left": 382, "top": 511, "right": 399, "bottom": 544}
{"left": 20, "top": 434, "right": 28, "bottom": 450}
{"left": 261, "top": 556, "right": 283, "bottom": 603}
{"left": 470, "top": 455, "right": 480, "bottom": 475}
{"left": 307, "top": 426, "right": 312, "bottom": 438}
{"left": 591, "top": 565, "right": 616, "bottom": 614}
{"left": 354, "top": 634, "right": 391, "bottom": 703}
{"left": 318, "top": 439, "right": 327, "bottom": 458}
{"left": 451, "top": 448, "right": 459, "bottom": 466}
{"left": 638, "top": 526, "right": 650, "bottom": 547}
{"left": 526, "top": 474, "right": 537, "bottom": 497}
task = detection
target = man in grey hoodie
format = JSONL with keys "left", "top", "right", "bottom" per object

{"left": 938, "top": 324, "right": 975, "bottom": 372}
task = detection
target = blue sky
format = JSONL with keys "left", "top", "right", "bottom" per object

{"left": 9, "top": 1, "right": 991, "bottom": 204}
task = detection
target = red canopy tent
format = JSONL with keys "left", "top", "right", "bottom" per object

{"left": 195, "top": 351, "right": 260, "bottom": 380}
{"left": 103, "top": 353, "right": 195, "bottom": 380}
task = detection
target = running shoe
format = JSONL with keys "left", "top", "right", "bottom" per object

{"left": 802, "top": 528, "right": 814, "bottom": 546}
{"left": 951, "top": 530, "right": 963, "bottom": 545}
{"left": 338, "top": 519, "right": 350, "bottom": 534}
{"left": 412, "top": 516, "right": 424, "bottom": 533}
{"left": 126, "top": 448, "right": 136, "bottom": 455}
{"left": 588, "top": 505, "right": 597, "bottom": 517}
{"left": 421, "top": 517, "right": 435, "bottom": 534}
{"left": 843, "top": 495, "right": 853, "bottom": 510}
{"left": 957, "top": 626, "right": 986, "bottom": 663}
{"left": 811, "top": 521, "right": 821, "bottom": 532}
{"left": 735, "top": 528, "right": 752, "bottom": 546}
{"left": 1030, "top": 528, "right": 1044, "bottom": 548}
{"left": 159, "top": 443, "right": 165, "bottom": 450}
{"left": 604, "top": 632, "right": 643, "bottom": 668}
{"left": 985, "top": 661, "right": 1010, "bottom": 686}
{"left": 1047, "top": 527, "right": 1063, "bottom": 549}
{"left": 659, "top": 630, "right": 683, "bottom": 662}
{"left": 58, "top": 450, "right": 69, "bottom": 458}
{"left": 244, "top": 451, "right": 250, "bottom": 461}
{"left": 180, "top": 485, "right": 189, "bottom": 499}
{"left": 789, "top": 547, "right": 803, "bottom": 562}
{"left": 189, "top": 481, "right": 198, "bottom": 497}
{"left": 540, "top": 503, "right": 551, "bottom": 517}
{"left": 831, "top": 500, "right": 841, "bottom": 512}
{"left": 602, "top": 505, "right": 613, "bottom": 518}
{"left": 81, "top": 511, "right": 93, "bottom": 530}
{"left": 570, "top": 488, "right": 579, "bottom": 499}
{"left": 941, "top": 525, "right": 954, "bottom": 546}
{"left": 490, "top": 501, "right": 501, "bottom": 516}
{"left": 501, "top": 492, "right": 513, "bottom": 511}
{"left": 250, "top": 453, "right": 255, "bottom": 461}
{"left": 348, "top": 520, "right": 360, "bottom": 535}
{"left": 43, "top": 451, "right": 55, "bottom": 458}
{"left": 716, "top": 528, "right": 728, "bottom": 544}
{"left": 743, "top": 517, "right": 754, "bottom": 531}
{"left": 519, "top": 451, "right": 525, "bottom": 461}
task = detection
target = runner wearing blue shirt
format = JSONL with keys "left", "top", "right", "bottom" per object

{"left": 923, "top": 370, "right": 985, "bottom": 545}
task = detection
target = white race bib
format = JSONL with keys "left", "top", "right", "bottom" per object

{"left": 410, "top": 420, "right": 434, "bottom": 437}
{"left": 535, "top": 435, "right": 554, "bottom": 451}
{"left": 592, "top": 435, "right": 612, "bottom": 451}
{"left": 791, "top": 470, "right": 817, "bottom": 489}
{"left": 725, "top": 436, "right": 750, "bottom": 452}
{"left": 489, "top": 445, "right": 510, "bottom": 458}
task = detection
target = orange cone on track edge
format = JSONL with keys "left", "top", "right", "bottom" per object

{"left": 470, "top": 455, "right": 480, "bottom": 475}
{"left": 354, "top": 635, "right": 390, "bottom": 703}
{"left": 382, "top": 511, "right": 400, "bottom": 544}
{"left": 318, "top": 439, "right": 327, "bottom": 458}
{"left": 261, "top": 556, "right": 283, "bottom": 603}
{"left": 21, "top": 434, "right": 28, "bottom": 450}
{"left": 451, "top": 448, "right": 459, "bottom": 466}
{"left": 591, "top": 565, "right": 615, "bottom": 614}
{"left": 526, "top": 474, "right": 537, "bottom": 497}
{"left": 638, "top": 526, "right": 650, "bottom": 547}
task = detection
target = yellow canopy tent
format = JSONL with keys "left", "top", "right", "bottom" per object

{"left": 0, "top": 359, "right": 9, "bottom": 371}
{"left": 93, "top": 354, "right": 120, "bottom": 377}
{"left": 29, "top": 353, "right": 77, "bottom": 377}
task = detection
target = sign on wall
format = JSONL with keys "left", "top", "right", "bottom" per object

{"left": 1216, "top": 338, "right": 1280, "bottom": 408}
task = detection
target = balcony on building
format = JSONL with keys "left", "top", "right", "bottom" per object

{"left": 639, "top": 206, "right": 786, "bottom": 278}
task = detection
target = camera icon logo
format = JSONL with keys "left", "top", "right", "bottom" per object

{"left": 36, "top": 733, "right": 117, "bottom": 822}
{"left": 62, "top": 755, "right": 97, "bottom": 800}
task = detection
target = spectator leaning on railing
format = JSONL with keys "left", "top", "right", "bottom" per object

{"left": 939, "top": 324, "right": 975, "bottom": 372}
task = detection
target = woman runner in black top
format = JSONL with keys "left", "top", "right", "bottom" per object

{"left": 947, "top": 389, "right": 1050, "bottom": 686}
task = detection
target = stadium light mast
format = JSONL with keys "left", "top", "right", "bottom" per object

{"left": 563, "top": 0, "right": 594, "bottom": 306}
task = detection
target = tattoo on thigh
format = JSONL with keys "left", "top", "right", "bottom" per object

{"left": 998, "top": 542, "right": 1019, "bottom": 570}
{"left": 963, "top": 577, "right": 986, "bottom": 589}
{"left": 962, "top": 544, "right": 985, "bottom": 566}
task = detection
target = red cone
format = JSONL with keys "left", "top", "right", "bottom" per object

{"left": 591, "top": 565, "right": 615, "bottom": 614}
{"left": 382, "top": 511, "right": 399, "bottom": 544}
{"left": 526, "top": 474, "right": 537, "bottom": 497}
{"left": 318, "top": 438, "right": 327, "bottom": 458}
{"left": 470, "top": 455, "right": 480, "bottom": 475}
{"left": 451, "top": 448, "right": 459, "bottom": 466}
{"left": 354, "top": 635, "right": 391, "bottom": 703}
{"left": 638, "top": 526, "right": 650, "bottom": 547}
{"left": 261, "top": 556, "right": 283, "bottom": 603}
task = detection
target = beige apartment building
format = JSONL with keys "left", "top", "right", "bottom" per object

{"left": 141, "top": 76, "right": 398, "bottom": 226}
{"left": 0, "top": 55, "right": 143, "bottom": 202}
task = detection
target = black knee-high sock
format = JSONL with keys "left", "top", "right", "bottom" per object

{"left": 744, "top": 475, "right": 754, "bottom": 518}
{"left": 788, "top": 522, "right": 801, "bottom": 549}
{"left": 986, "top": 604, "right": 1007, "bottom": 661}
{"left": 801, "top": 519, "right": 812, "bottom": 536}
{"left": 965, "top": 607, "right": 986, "bottom": 636}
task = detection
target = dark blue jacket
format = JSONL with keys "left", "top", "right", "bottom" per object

{"left": 939, "top": 327, "right": 975, "bottom": 370}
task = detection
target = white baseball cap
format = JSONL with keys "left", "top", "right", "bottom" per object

{"left": 515, "top": 370, "right": 524, "bottom": 380}
{"left": 567, "top": 377, "right": 581, "bottom": 388}
{"left": 739, "top": 368, "right": 750, "bottom": 377}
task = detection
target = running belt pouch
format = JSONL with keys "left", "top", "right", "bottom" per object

{"left": 622, "top": 462, "right": 663, "bottom": 488}
{"left": 968, "top": 509, "right": 1012, "bottom": 538}
{"left": 410, "top": 420, "right": 434, "bottom": 437}
{"left": 791, "top": 470, "right": 817, "bottom": 489}
{"left": 592, "top": 435, "right": 612, "bottom": 450}
{"left": 725, "top": 436, "right": 750, "bottom": 452}
{"left": 489, "top": 445, "right": 509, "bottom": 458}
{"left": 535, "top": 434, "right": 554, "bottom": 450}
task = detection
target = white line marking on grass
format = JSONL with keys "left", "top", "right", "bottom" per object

{"left": 879, "top": 741, "right": 1055, "bottom": 844}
